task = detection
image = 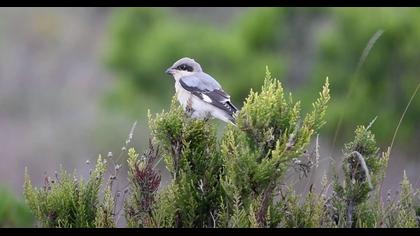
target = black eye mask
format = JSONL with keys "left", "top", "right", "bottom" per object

{"left": 177, "top": 64, "right": 193, "bottom": 72}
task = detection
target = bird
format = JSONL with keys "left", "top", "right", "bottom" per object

{"left": 165, "top": 57, "right": 238, "bottom": 125}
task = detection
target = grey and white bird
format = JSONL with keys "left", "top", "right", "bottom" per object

{"left": 165, "top": 57, "right": 238, "bottom": 125}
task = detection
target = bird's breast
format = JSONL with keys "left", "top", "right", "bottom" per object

{"left": 175, "top": 82, "right": 192, "bottom": 109}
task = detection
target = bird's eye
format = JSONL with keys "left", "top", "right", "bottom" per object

{"left": 186, "top": 65, "right": 193, "bottom": 72}
{"left": 177, "top": 64, "right": 193, "bottom": 72}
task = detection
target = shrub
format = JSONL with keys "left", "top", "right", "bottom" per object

{"left": 23, "top": 68, "right": 419, "bottom": 228}
{"left": 24, "top": 157, "right": 108, "bottom": 227}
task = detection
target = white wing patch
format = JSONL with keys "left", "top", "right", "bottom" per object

{"left": 202, "top": 94, "right": 213, "bottom": 103}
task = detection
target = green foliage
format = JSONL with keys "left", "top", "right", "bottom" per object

{"left": 23, "top": 156, "right": 108, "bottom": 227}
{"left": 0, "top": 187, "right": 34, "bottom": 227}
{"left": 218, "top": 69, "right": 329, "bottom": 227}
{"left": 280, "top": 190, "right": 326, "bottom": 228}
{"left": 23, "top": 67, "right": 419, "bottom": 228}
{"left": 329, "top": 120, "right": 393, "bottom": 228}
{"left": 379, "top": 171, "right": 419, "bottom": 228}
{"left": 95, "top": 185, "right": 116, "bottom": 228}
{"left": 148, "top": 97, "right": 224, "bottom": 227}
{"left": 392, "top": 171, "right": 418, "bottom": 228}
{"left": 125, "top": 145, "right": 161, "bottom": 227}
{"left": 132, "top": 67, "right": 330, "bottom": 228}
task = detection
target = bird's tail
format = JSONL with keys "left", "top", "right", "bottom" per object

{"left": 227, "top": 111, "right": 239, "bottom": 127}
{"left": 228, "top": 116, "right": 237, "bottom": 127}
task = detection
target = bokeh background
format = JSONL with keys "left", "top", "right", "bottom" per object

{"left": 0, "top": 7, "right": 419, "bottom": 227}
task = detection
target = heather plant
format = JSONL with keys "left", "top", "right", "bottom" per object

{"left": 23, "top": 68, "right": 419, "bottom": 228}
{"left": 215, "top": 68, "right": 330, "bottom": 227}
{"left": 382, "top": 171, "right": 418, "bottom": 228}
{"left": 147, "top": 98, "right": 224, "bottom": 227}
{"left": 125, "top": 142, "right": 161, "bottom": 227}
{"left": 24, "top": 156, "right": 108, "bottom": 227}
{"left": 327, "top": 121, "right": 390, "bottom": 228}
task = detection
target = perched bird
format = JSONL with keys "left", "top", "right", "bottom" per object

{"left": 165, "top": 57, "right": 238, "bottom": 125}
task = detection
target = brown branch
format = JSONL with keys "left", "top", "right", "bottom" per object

{"left": 257, "top": 182, "right": 276, "bottom": 227}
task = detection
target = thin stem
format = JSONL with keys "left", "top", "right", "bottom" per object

{"left": 330, "top": 30, "right": 384, "bottom": 152}
{"left": 379, "top": 82, "right": 420, "bottom": 200}
{"left": 389, "top": 82, "right": 420, "bottom": 155}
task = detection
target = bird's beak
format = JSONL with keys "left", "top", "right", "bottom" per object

{"left": 165, "top": 67, "right": 174, "bottom": 75}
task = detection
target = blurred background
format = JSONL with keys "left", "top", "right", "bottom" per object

{"left": 0, "top": 7, "right": 419, "bottom": 227}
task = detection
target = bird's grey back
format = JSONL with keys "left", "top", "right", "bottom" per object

{"left": 180, "top": 72, "right": 222, "bottom": 91}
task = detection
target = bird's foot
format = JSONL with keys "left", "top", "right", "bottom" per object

{"left": 185, "top": 106, "right": 194, "bottom": 117}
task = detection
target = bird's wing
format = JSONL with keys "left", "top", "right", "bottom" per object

{"left": 180, "top": 72, "right": 222, "bottom": 91}
{"left": 180, "top": 74, "right": 238, "bottom": 116}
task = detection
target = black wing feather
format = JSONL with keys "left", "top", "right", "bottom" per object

{"left": 179, "top": 79, "right": 238, "bottom": 116}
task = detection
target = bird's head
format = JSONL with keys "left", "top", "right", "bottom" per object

{"left": 165, "top": 57, "right": 203, "bottom": 79}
